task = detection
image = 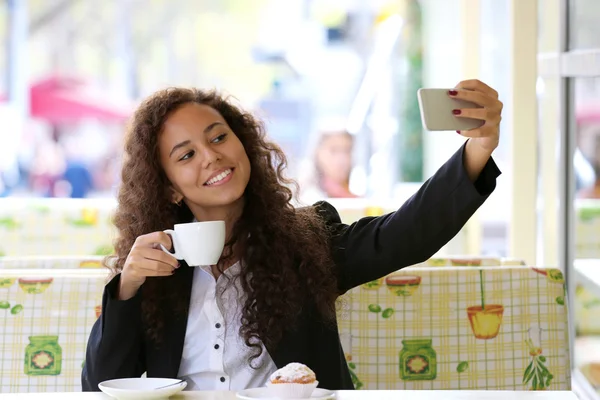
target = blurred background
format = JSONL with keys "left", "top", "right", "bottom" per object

{"left": 1, "top": 0, "right": 521, "bottom": 251}
{"left": 2, "top": 0, "right": 600, "bottom": 394}
{"left": 0, "top": 0, "right": 428, "bottom": 200}
{"left": 1, "top": 0, "right": 600, "bottom": 256}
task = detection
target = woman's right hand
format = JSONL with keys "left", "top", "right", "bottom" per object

{"left": 118, "top": 232, "right": 179, "bottom": 300}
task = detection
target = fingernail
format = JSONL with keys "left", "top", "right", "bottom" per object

{"left": 452, "top": 109, "right": 461, "bottom": 115}
{"left": 176, "top": 262, "right": 181, "bottom": 268}
{"left": 456, "top": 130, "right": 461, "bottom": 134}
{"left": 448, "top": 90, "right": 458, "bottom": 96}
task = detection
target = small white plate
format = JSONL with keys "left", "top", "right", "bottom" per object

{"left": 98, "top": 378, "right": 187, "bottom": 400}
{"left": 236, "top": 387, "right": 335, "bottom": 400}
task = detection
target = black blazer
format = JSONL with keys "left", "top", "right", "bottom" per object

{"left": 82, "top": 144, "right": 500, "bottom": 391}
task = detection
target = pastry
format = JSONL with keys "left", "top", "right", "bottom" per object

{"left": 266, "top": 362, "right": 318, "bottom": 398}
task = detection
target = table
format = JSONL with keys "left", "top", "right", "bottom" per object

{"left": 0, "top": 390, "right": 579, "bottom": 399}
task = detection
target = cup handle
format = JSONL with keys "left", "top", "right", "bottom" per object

{"left": 160, "top": 229, "right": 182, "bottom": 259}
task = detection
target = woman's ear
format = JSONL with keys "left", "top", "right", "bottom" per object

{"left": 170, "top": 188, "right": 184, "bottom": 206}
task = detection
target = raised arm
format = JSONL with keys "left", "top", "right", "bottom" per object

{"left": 317, "top": 142, "right": 501, "bottom": 294}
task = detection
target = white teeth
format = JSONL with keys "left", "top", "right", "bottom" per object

{"left": 205, "top": 169, "right": 232, "bottom": 185}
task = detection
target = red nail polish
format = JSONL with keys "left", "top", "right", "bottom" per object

{"left": 448, "top": 90, "right": 458, "bottom": 96}
{"left": 452, "top": 109, "right": 461, "bottom": 115}
{"left": 456, "top": 130, "right": 461, "bottom": 134}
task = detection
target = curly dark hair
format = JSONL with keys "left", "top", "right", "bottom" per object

{"left": 107, "top": 87, "right": 339, "bottom": 361}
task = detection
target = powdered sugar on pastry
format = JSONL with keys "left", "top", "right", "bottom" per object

{"left": 269, "top": 362, "right": 316, "bottom": 384}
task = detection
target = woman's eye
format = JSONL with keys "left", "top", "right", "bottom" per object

{"left": 179, "top": 151, "right": 194, "bottom": 161}
{"left": 211, "top": 133, "right": 227, "bottom": 143}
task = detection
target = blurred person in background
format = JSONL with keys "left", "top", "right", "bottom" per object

{"left": 61, "top": 158, "right": 94, "bottom": 198}
{"left": 579, "top": 136, "right": 600, "bottom": 199}
{"left": 52, "top": 133, "right": 95, "bottom": 198}
{"left": 298, "top": 120, "right": 358, "bottom": 202}
{"left": 315, "top": 129, "right": 357, "bottom": 198}
{"left": 93, "top": 152, "right": 122, "bottom": 197}
{"left": 28, "top": 139, "right": 66, "bottom": 197}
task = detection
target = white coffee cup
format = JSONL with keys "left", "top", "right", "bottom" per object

{"left": 159, "top": 221, "right": 225, "bottom": 266}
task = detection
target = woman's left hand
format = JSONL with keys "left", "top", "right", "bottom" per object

{"left": 449, "top": 79, "right": 503, "bottom": 154}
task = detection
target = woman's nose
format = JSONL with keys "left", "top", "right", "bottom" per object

{"left": 199, "top": 147, "right": 220, "bottom": 169}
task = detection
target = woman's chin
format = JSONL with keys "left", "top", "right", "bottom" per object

{"left": 189, "top": 191, "right": 245, "bottom": 211}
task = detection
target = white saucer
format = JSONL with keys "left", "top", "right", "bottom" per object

{"left": 236, "top": 387, "right": 335, "bottom": 400}
{"left": 98, "top": 378, "right": 187, "bottom": 400}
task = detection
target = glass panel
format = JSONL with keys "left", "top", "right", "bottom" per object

{"left": 574, "top": 77, "right": 600, "bottom": 256}
{"left": 572, "top": 76, "right": 600, "bottom": 388}
{"left": 569, "top": 0, "right": 600, "bottom": 50}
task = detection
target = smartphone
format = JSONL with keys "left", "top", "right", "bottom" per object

{"left": 417, "top": 88, "right": 485, "bottom": 131}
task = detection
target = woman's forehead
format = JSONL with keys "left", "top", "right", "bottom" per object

{"left": 163, "top": 103, "right": 225, "bottom": 129}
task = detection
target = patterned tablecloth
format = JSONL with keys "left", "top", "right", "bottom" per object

{"left": 0, "top": 269, "right": 107, "bottom": 392}
{"left": 0, "top": 261, "right": 571, "bottom": 393}
{"left": 337, "top": 265, "right": 571, "bottom": 391}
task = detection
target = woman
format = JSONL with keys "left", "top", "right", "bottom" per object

{"left": 302, "top": 127, "right": 358, "bottom": 199}
{"left": 82, "top": 79, "right": 502, "bottom": 392}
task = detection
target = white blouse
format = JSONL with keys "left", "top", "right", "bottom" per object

{"left": 177, "top": 262, "right": 277, "bottom": 391}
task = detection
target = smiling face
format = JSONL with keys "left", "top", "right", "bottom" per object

{"left": 158, "top": 102, "right": 251, "bottom": 222}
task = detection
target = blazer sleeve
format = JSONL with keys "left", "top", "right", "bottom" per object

{"left": 316, "top": 142, "right": 501, "bottom": 294}
{"left": 82, "top": 274, "right": 146, "bottom": 391}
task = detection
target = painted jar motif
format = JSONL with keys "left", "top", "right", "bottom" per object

{"left": 24, "top": 336, "right": 62, "bottom": 376}
{"left": 399, "top": 339, "right": 437, "bottom": 381}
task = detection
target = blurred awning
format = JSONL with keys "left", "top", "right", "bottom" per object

{"left": 576, "top": 102, "right": 600, "bottom": 125}
{"left": 2, "top": 76, "right": 132, "bottom": 123}
{"left": 30, "top": 76, "right": 132, "bottom": 123}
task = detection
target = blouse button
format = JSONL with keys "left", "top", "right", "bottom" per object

{"left": 215, "top": 323, "right": 221, "bottom": 329}
{"left": 214, "top": 344, "right": 220, "bottom": 350}
{"left": 220, "top": 377, "right": 226, "bottom": 383}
